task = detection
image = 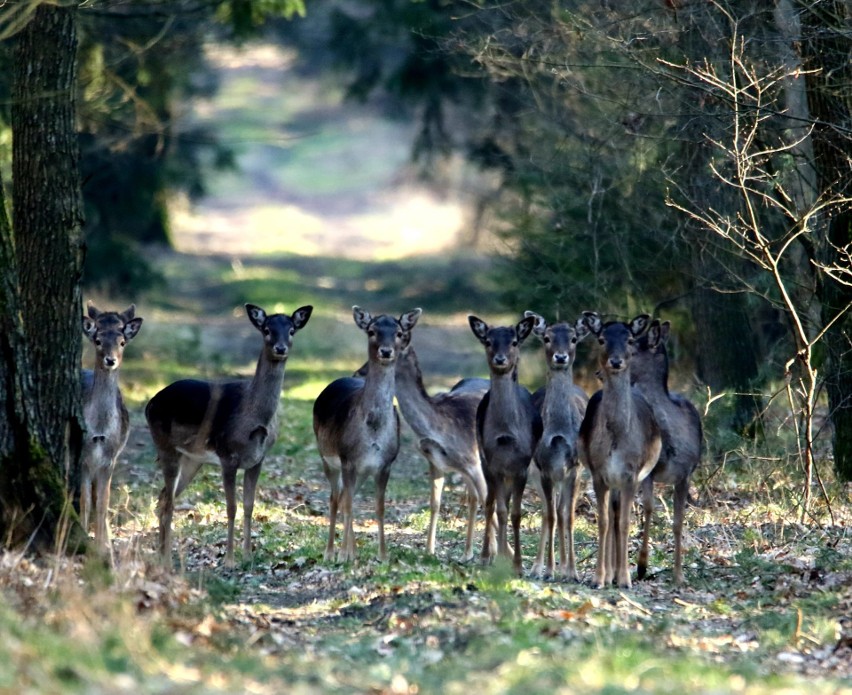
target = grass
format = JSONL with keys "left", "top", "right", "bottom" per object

{"left": 7, "top": 247, "right": 852, "bottom": 694}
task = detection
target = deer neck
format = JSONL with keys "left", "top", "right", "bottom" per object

{"left": 245, "top": 352, "right": 286, "bottom": 423}
{"left": 360, "top": 359, "right": 396, "bottom": 412}
{"left": 85, "top": 366, "right": 123, "bottom": 432}
{"left": 488, "top": 369, "right": 525, "bottom": 424}
{"left": 542, "top": 368, "right": 579, "bottom": 430}
{"left": 600, "top": 368, "right": 636, "bottom": 437}
{"left": 394, "top": 349, "right": 437, "bottom": 436}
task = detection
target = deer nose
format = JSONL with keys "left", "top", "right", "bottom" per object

{"left": 492, "top": 354, "right": 508, "bottom": 367}
{"left": 609, "top": 357, "right": 623, "bottom": 370}
{"left": 103, "top": 356, "right": 117, "bottom": 368}
{"left": 553, "top": 353, "right": 568, "bottom": 365}
{"left": 273, "top": 344, "right": 288, "bottom": 357}
{"left": 379, "top": 347, "right": 394, "bottom": 360}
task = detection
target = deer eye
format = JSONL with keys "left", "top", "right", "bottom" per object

{"left": 396, "top": 331, "right": 403, "bottom": 339}
{"left": 512, "top": 340, "right": 518, "bottom": 347}
{"left": 120, "top": 340, "right": 126, "bottom": 347}
{"left": 263, "top": 327, "right": 271, "bottom": 336}
{"left": 627, "top": 338, "right": 635, "bottom": 346}
{"left": 598, "top": 338, "right": 605, "bottom": 346}
{"left": 367, "top": 329, "right": 376, "bottom": 338}
{"left": 289, "top": 328, "right": 295, "bottom": 337}
{"left": 543, "top": 336, "right": 551, "bottom": 344}
{"left": 485, "top": 340, "right": 492, "bottom": 348}
{"left": 571, "top": 337, "right": 577, "bottom": 344}
{"left": 95, "top": 339, "right": 102, "bottom": 346}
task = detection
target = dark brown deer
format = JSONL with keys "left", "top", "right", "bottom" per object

{"left": 313, "top": 306, "right": 421, "bottom": 563}
{"left": 392, "top": 323, "right": 491, "bottom": 560}
{"left": 631, "top": 319, "right": 702, "bottom": 586}
{"left": 80, "top": 303, "right": 143, "bottom": 553}
{"left": 468, "top": 314, "right": 541, "bottom": 575}
{"left": 147, "top": 303, "right": 312, "bottom": 568}
{"left": 579, "top": 312, "right": 661, "bottom": 589}
{"left": 524, "top": 311, "right": 589, "bottom": 580}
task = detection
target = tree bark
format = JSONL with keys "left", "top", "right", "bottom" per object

{"left": 0, "top": 3, "right": 88, "bottom": 551}
{"left": 800, "top": 0, "right": 852, "bottom": 482}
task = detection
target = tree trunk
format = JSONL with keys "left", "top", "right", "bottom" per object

{"left": 800, "top": 0, "right": 852, "bottom": 482}
{"left": 0, "top": 4, "right": 88, "bottom": 551}
{"left": 677, "top": 2, "right": 764, "bottom": 436}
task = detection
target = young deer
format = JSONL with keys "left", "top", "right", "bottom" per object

{"left": 524, "top": 311, "right": 589, "bottom": 580}
{"left": 80, "top": 302, "right": 143, "bottom": 552}
{"left": 392, "top": 323, "right": 491, "bottom": 561}
{"left": 631, "top": 319, "right": 702, "bottom": 586}
{"left": 579, "top": 312, "right": 661, "bottom": 589}
{"left": 313, "top": 306, "right": 421, "bottom": 563}
{"left": 468, "top": 314, "right": 541, "bottom": 575}
{"left": 146, "top": 303, "right": 312, "bottom": 568}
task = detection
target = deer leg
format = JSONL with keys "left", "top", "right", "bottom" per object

{"left": 322, "top": 461, "right": 340, "bottom": 562}
{"left": 339, "top": 463, "right": 357, "bottom": 563}
{"left": 480, "top": 470, "right": 497, "bottom": 565}
{"left": 672, "top": 478, "right": 689, "bottom": 587}
{"left": 637, "top": 476, "right": 654, "bottom": 581}
{"left": 222, "top": 466, "right": 238, "bottom": 568}
{"left": 510, "top": 471, "right": 527, "bottom": 576}
{"left": 615, "top": 485, "right": 636, "bottom": 589}
{"left": 561, "top": 465, "right": 581, "bottom": 582}
{"left": 427, "top": 461, "right": 444, "bottom": 556}
{"left": 174, "top": 455, "right": 206, "bottom": 499}
{"left": 241, "top": 463, "right": 262, "bottom": 562}
{"left": 156, "top": 454, "right": 180, "bottom": 564}
{"left": 469, "top": 464, "right": 498, "bottom": 557}
{"left": 529, "top": 466, "right": 546, "bottom": 576}
{"left": 80, "top": 465, "right": 93, "bottom": 535}
{"left": 591, "top": 476, "right": 610, "bottom": 589}
{"left": 495, "top": 478, "right": 509, "bottom": 560}
{"left": 462, "top": 478, "right": 478, "bottom": 562}
{"left": 94, "top": 465, "right": 114, "bottom": 553}
{"left": 375, "top": 465, "right": 392, "bottom": 562}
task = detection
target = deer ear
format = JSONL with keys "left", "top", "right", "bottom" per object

{"left": 292, "top": 305, "right": 313, "bottom": 330}
{"left": 86, "top": 301, "right": 100, "bottom": 320}
{"left": 353, "top": 306, "right": 373, "bottom": 331}
{"left": 574, "top": 318, "right": 590, "bottom": 341}
{"left": 516, "top": 315, "right": 536, "bottom": 344}
{"left": 245, "top": 304, "right": 267, "bottom": 330}
{"left": 629, "top": 314, "right": 651, "bottom": 337}
{"left": 82, "top": 316, "right": 97, "bottom": 339}
{"left": 524, "top": 311, "right": 548, "bottom": 337}
{"left": 468, "top": 315, "right": 489, "bottom": 344}
{"left": 121, "top": 304, "right": 136, "bottom": 321}
{"left": 646, "top": 319, "right": 662, "bottom": 348}
{"left": 582, "top": 311, "right": 602, "bottom": 335}
{"left": 123, "top": 317, "right": 143, "bottom": 341}
{"left": 659, "top": 321, "right": 671, "bottom": 345}
{"left": 399, "top": 308, "right": 422, "bottom": 332}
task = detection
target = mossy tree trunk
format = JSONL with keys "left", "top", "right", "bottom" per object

{"left": 0, "top": 4, "right": 88, "bottom": 552}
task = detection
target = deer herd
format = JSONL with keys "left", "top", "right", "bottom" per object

{"left": 80, "top": 300, "right": 701, "bottom": 589}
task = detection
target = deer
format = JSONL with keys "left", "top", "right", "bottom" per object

{"left": 468, "top": 314, "right": 541, "bottom": 575}
{"left": 313, "top": 306, "right": 421, "bottom": 563}
{"left": 391, "top": 321, "right": 492, "bottom": 561}
{"left": 630, "top": 319, "right": 703, "bottom": 586}
{"left": 80, "top": 302, "right": 144, "bottom": 553}
{"left": 146, "top": 303, "right": 312, "bottom": 568}
{"left": 578, "top": 311, "right": 662, "bottom": 589}
{"left": 524, "top": 311, "right": 589, "bottom": 580}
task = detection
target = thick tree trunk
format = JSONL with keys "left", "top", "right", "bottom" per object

{"left": 0, "top": 4, "right": 88, "bottom": 551}
{"left": 801, "top": 0, "right": 852, "bottom": 482}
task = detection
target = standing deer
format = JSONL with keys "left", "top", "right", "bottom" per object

{"left": 524, "top": 311, "right": 589, "bottom": 580}
{"left": 146, "top": 303, "right": 312, "bottom": 568}
{"left": 314, "top": 306, "right": 421, "bottom": 563}
{"left": 578, "top": 312, "right": 661, "bottom": 589}
{"left": 468, "top": 314, "right": 541, "bottom": 575}
{"left": 631, "top": 319, "right": 702, "bottom": 586}
{"left": 80, "top": 302, "right": 144, "bottom": 552}
{"left": 392, "top": 322, "right": 491, "bottom": 561}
